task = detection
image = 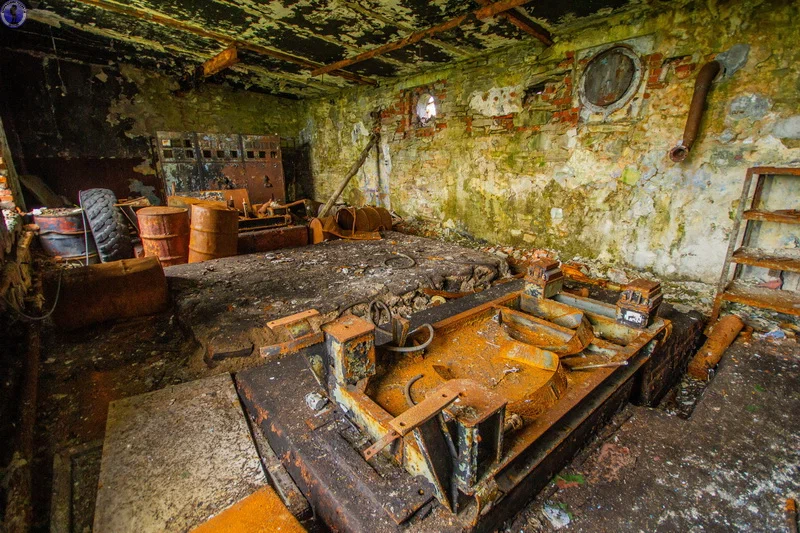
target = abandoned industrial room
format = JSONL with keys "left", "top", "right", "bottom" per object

{"left": 0, "top": 0, "right": 798, "bottom": 531}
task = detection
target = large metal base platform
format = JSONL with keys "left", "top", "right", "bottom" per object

{"left": 236, "top": 277, "right": 701, "bottom": 532}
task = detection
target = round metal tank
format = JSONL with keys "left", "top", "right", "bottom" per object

{"left": 34, "top": 207, "right": 99, "bottom": 264}
{"left": 336, "top": 206, "right": 392, "bottom": 232}
{"left": 188, "top": 203, "right": 239, "bottom": 263}
{"left": 49, "top": 256, "right": 168, "bottom": 331}
{"left": 137, "top": 206, "right": 190, "bottom": 266}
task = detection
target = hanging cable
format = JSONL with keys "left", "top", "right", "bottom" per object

{"left": 5, "top": 268, "right": 63, "bottom": 321}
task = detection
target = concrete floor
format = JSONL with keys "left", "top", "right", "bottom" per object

{"left": 32, "top": 234, "right": 800, "bottom": 532}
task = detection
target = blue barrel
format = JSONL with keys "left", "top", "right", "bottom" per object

{"left": 34, "top": 208, "right": 100, "bottom": 264}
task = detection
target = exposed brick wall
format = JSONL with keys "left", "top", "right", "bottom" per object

{"left": 381, "top": 80, "right": 448, "bottom": 141}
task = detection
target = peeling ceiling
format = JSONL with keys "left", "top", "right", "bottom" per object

{"left": 1, "top": 0, "right": 632, "bottom": 99}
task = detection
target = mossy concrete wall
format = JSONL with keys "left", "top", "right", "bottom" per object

{"left": 302, "top": 0, "right": 800, "bottom": 284}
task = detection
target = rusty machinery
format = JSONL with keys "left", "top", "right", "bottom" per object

{"left": 238, "top": 260, "right": 670, "bottom": 532}
{"left": 155, "top": 131, "right": 286, "bottom": 204}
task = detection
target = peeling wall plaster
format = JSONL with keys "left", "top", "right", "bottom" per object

{"left": 302, "top": 0, "right": 800, "bottom": 285}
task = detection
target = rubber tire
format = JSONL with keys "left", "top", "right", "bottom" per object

{"left": 79, "top": 188, "right": 133, "bottom": 262}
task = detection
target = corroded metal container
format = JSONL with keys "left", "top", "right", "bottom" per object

{"left": 137, "top": 206, "right": 190, "bottom": 266}
{"left": 50, "top": 256, "right": 168, "bottom": 330}
{"left": 336, "top": 206, "right": 393, "bottom": 232}
{"left": 188, "top": 203, "right": 239, "bottom": 263}
{"left": 34, "top": 207, "right": 99, "bottom": 264}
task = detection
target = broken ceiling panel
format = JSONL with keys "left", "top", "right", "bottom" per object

{"left": 1, "top": 0, "right": 634, "bottom": 98}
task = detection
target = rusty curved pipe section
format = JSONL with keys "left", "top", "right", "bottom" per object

{"left": 669, "top": 60, "right": 723, "bottom": 162}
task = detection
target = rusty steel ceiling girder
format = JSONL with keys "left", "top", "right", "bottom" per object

{"left": 68, "top": 0, "right": 378, "bottom": 86}
{"left": 474, "top": 0, "right": 553, "bottom": 46}
{"left": 310, "top": 0, "right": 544, "bottom": 77}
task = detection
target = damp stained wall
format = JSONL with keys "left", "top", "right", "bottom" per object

{"left": 0, "top": 51, "right": 305, "bottom": 205}
{"left": 302, "top": 0, "right": 800, "bottom": 285}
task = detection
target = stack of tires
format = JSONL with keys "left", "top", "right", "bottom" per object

{"left": 79, "top": 188, "right": 133, "bottom": 263}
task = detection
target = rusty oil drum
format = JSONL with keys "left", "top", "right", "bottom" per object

{"left": 336, "top": 206, "right": 392, "bottom": 232}
{"left": 188, "top": 203, "right": 239, "bottom": 263}
{"left": 49, "top": 256, "right": 168, "bottom": 330}
{"left": 137, "top": 206, "right": 190, "bottom": 266}
{"left": 34, "top": 207, "right": 99, "bottom": 264}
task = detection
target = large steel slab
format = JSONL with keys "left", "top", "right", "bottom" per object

{"left": 93, "top": 373, "right": 266, "bottom": 533}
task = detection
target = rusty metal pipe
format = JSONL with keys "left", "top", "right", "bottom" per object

{"left": 669, "top": 60, "right": 722, "bottom": 162}
{"left": 687, "top": 314, "right": 744, "bottom": 380}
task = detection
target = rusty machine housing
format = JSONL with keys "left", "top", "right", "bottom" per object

{"left": 238, "top": 261, "right": 671, "bottom": 532}
{"left": 155, "top": 131, "right": 285, "bottom": 204}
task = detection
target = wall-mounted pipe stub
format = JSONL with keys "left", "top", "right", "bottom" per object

{"left": 669, "top": 60, "right": 722, "bottom": 162}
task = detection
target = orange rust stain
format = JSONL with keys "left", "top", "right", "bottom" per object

{"left": 367, "top": 313, "right": 568, "bottom": 420}
{"left": 189, "top": 486, "right": 306, "bottom": 533}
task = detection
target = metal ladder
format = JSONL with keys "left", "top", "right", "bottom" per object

{"left": 710, "top": 166, "right": 800, "bottom": 322}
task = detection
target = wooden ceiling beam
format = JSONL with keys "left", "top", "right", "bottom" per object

{"left": 475, "top": 0, "right": 552, "bottom": 45}
{"left": 69, "top": 0, "right": 377, "bottom": 85}
{"left": 311, "top": 0, "right": 536, "bottom": 77}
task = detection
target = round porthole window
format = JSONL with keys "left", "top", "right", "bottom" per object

{"left": 580, "top": 46, "right": 643, "bottom": 114}
{"left": 416, "top": 93, "right": 438, "bottom": 125}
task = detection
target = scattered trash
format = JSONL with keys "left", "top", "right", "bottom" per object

{"left": 763, "top": 328, "right": 786, "bottom": 340}
{"left": 305, "top": 392, "right": 328, "bottom": 411}
{"left": 542, "top": 503, "right": 571, "bottom": 529}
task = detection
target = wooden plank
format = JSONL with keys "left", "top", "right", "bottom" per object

{"left": 743, "top": 209, "right": 800, "bottom": 225}
{"left": 311, "top": 0, "right": 536, "bottom": 77}
{"left": 202, "top": 46, "right": 239, "bottom": 77}
{"left": 731, "top": 247, "right": 800, "bottom": 273}
{"left": 721, "top": 281, "right": 800, "bottom": 316}
{"left": 71, "top": 0, "right": 376, "bottom": 85}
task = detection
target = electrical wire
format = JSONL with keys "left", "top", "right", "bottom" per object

{"left": 5, "top": 268, "right": 63, "bottom": 321}
{"left": 79, "top": 190, "right": 91, "bottom": 266}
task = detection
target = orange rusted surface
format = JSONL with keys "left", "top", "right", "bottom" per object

{"left": 367, "top": 308, "right": 569, "bottom": 420}
{"left": 688, "top": 314, "right": 744, "bottom": 380}
{"left": 137, "top": 206, "right": 190, "bottom": 266}
{"left": 51, "top": 257, "right": 168, "bottom": 330}
{"left": 189, "top": 486, "right": 305, "bottom": 533}
{"left": 188, "top": 203, "right": 239, "bottom": 263}
{"left": 323, "top": 314, "right": 375, "bottom": 341}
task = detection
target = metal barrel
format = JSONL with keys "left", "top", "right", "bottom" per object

{"left": 336, "top": 206, "right": 393, "bottom": 232}
{"left": 49, "top": 256, "right": 168, "bottom": 330}
{"left": 137, "top": 206, "right": 190, "bottom": 266}
{"left": 188, "top": 203, "right": 239, "bottom": 263}
{"left": 34, "top": 208, "right": 100, "bottom": 264}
